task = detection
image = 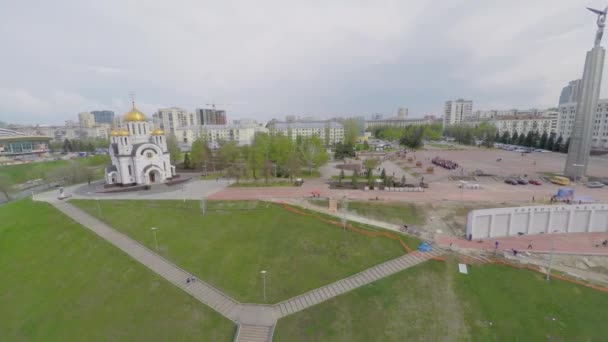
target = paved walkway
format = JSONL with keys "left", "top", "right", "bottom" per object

{"left": 275, "top": 248, "right": 444, "bottom": 317}
{"left": 37, "top": 194, "right": 444, "bottom": 342}
{"left": 438, "top": 232, "right": 608, "bottom": 256}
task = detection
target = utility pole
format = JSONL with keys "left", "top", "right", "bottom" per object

{"left": 546, "top": 238, "right": 555, "bottom": 281}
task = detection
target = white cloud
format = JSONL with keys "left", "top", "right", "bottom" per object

{"left": 0, "top": 0, "right": 607, "bottom": 123}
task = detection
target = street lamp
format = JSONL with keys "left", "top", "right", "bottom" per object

{"left": 260, "top": 270, "right": 267, "bottom": 301}
{"left": 151, "top": 227, "right": 159, "bottom": 250}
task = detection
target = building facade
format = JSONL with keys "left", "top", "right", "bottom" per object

{"left": 91, "top": 110, "right": 115, "bottom": 124}
{"left": 0, "top": 128, "right": 51, "bottom": 156}
{"left": 443, "top": 99, "right": 473, "bottom": 126}
{"left": 494, "top": 113, "right": 558, "bottom": 137}
{"left": 106, "top": 104, "right": 175, "bottom": 186}
{"left": 364, "top": 117, "right": 435, "bottom": 129}
{"left": 176, "top": 122, "right": 268, "bottom": 149}
{"left": 558, "top": 99, "right": 608, "bottom": 149}
{"left": 78, "top": 112, "right": 95, "bottom": 128}
{"left": 559, "top": 79, "right": 582, "bottom": 105}
{"left": 196, "top": 108, "right": 227, "bottom": 125}
{"left": 152, "top": 107, "right": 197, "bottom": 136}
{"left": 268, "top": 122, "right": 344, "bottom": 146}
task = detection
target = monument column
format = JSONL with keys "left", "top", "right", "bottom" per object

{"left": 565, "top": 7, "right": 607, "bottom": 179}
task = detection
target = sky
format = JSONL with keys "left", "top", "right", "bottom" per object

{"left": 1, "top": 0, "right": 608, "bottom": 124}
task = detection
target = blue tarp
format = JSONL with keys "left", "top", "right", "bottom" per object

{"left": 556, "top": 188, "right": 574, "bottom": 198}
{"left": 418, "top": 242, "right": 433, "bottom": 252}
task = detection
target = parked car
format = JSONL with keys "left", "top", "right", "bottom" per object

{"left": 586, "top": 181, "right": 605, "bottom": 188}
{"left": 550, "top": 176, "right": 571, "bottom": 185}
{"left": 529, "top": 179, "right": 542, "bottom": 185}
{"left": 516, "top": 178, "right": 529, "bottom": 185}
{"left": 599, "top": 178, "right": 608, "bottom": 185}
{"left": 505, "top": 179, "right": 518, "bottom": 185}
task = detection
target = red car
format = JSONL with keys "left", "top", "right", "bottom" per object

{"left": 529, "top": 179, "right": 542, "bottom": 185}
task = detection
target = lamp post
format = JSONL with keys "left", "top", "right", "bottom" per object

{"left": 151, "top": 227, "right": 159, "bottom": 250}
{"left": 546, "top": 237, "right": 555, "bottom": 281}
{"left": 260, "top": 270, "right": 267, "bottom": 302}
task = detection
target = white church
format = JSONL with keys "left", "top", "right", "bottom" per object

{"left": 105, "top": 102, "right": 176, "bottom": 186}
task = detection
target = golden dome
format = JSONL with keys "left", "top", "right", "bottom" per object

{"left": 118, "top": 129, "right": 130, "bottom": 136}
{"left": 151, "top": 129, "right": 164, "bottom": 135}
{"left": 123, "top": 102, "right": 147, "bottom": 122}
{"left": 110, "top": 130, "right": 121, "bottom": 136}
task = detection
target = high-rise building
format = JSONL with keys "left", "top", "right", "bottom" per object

{"left": 152, "top": 107, "right": 197, "bottom": 135}
{"left": 78, "top": 112, "right": 95, "bottom": 128}
{"left": 91, "top": 110, "right": 115, "bottom": 124}
{"left": 559, "top": 79, "right": 582, "bottom": 105}
{"left": 558, "top": 99, "right": 608, "bottom": 149}
{"left": 397, "top": 107, "right": 408, "bottom": 119}
{"left": 443, "top": 99, "right": 473, "bottom": 126}
{"left": 196, "top": 108, "right": 227, "bottom": 125}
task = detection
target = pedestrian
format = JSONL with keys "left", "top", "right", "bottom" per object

{"left": 512, "top": 249, "right": 518, "bottom": 256}
{"left": 532, "top": 196, "right": 535, "bottom": 202}
{"left": 527, "top": 241, "right": 533, "bottom": 250}
{"left": 186, "top": 278, "right": 191, "bottom": 284}
{"left": 495, "top": 241, "right": 499, "bottom": 249}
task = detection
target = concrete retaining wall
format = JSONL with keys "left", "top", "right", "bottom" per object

{"left": 466, "top": 204, "right": 608, "bottom": 239}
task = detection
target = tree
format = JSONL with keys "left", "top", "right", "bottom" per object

{"left": 538, "top": 131, "right": 548, "bottom": 149}
{"left": 561, "top": 137, "right": 570, "bottom": 153}
{"left": 343, "top": 118, "right": 361, "bottom": 145}
{"left": 334, "top": 142, "right": 355, "bottom": 160}
{"left": 166, "top": 134, "right": 181, "bottom": 165}
{"left": 545, "top": 133, "right": 555, "bottom": 151}
{"left": 524, "top": 131, "right": 534, "bottom": 147}
{"left": 351, "top": 170, "right": 359, "bottom": 189}
{"left": 190, "top": 138, "right": 209, "bottom": 169}
{"left": 183, "top": 152, "right": 192, "bottom": 169}
{"left": 218, "top": 140, "right": 240, "bottom": 168}
{"left": 500, "top": 131, "right": 510, "bottom": 144}
{"left": 362, "top": 140, "right": 369, "bottom": 150}
{"left": 262, "top": 160, "right": 274, "bottom": 184}
{"left": 363, "top": 158, "right": 381, "bottom": 178}
{"left": 380, "top": 168, "right": 386, "bottom": 180}
{"left": 517, "top": 132, "right": 526, "bottom": 146}
{"left": 401, "top": 175, "right": 406, "bottom": 186}
{"left": 285, "top": 151, "right": 302, "bottom": 181}
{"left": 511, "top": 131, "right": 519, "bottom": 145}
{"left": 63, "top": 139, "right": 72, "bottom": 152}
{"left": 250, "top": 133, "right": 271, "bottom": 180}
{"left": 400, "top": 126, "right": 424, "bottom": 148}
{"left": 0, "top": 174, "right": 13, "bottom": 201}
{"left": 338, "top": 168, "right": 345, "bottom": 185}
{"left": 554, "top": 135, "right": 563, "bottom": 152}
{"left": 300, "top": 136, "right": 328, "bottom": 175}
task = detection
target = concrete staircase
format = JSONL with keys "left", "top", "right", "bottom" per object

{"left": 234, "top": 324, "right": 274, "bottom": 342}
{"left": 276, "top": 248, "right": 444, "bottom": 317}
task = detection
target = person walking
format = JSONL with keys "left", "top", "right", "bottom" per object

{"left": 527, "top": 241, "right": 533, "bottom": 250}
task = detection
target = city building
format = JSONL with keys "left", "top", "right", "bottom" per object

{"left": 443, "top": 99, "right": 473, "bottom": 126}
{"left": 152, "top": 107, "right": 197, "bottom": 136}
{"left": 78, "top": 112, "right": 95, "bottom": 128}
{"left": 267, "top": 121, "right": 344, "bottom": 146}
{"left": 558, "top": 99, "right": 608, "bottom": 149}
{"left": 559, "top": 79, "right": 582, "bottom": 105}
{"left": 0, "top": 128, "right": 52, "bottom": 157}
{"left": 106, "top": 103, "right": 175, "bottom": 186}
{"left": 494, "top": 112, "right": 558, "bottom": 137}
{"left": 397, "top": 107, "right": 408, "bottom": 119}
{"left": 176, "top": 122, "right": 268, "bottom": 149}
{"left": 365, "top": 116, "right": 435, "bottom": 129}
{"left": 196, "top": 108, "right": 227, "bottom": 125}
{"left": 91, "top": 110, "right": 115, "bottom": 124}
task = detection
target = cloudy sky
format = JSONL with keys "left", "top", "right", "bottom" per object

{"left": 1, "top": 0, "right": 607, "bottom": 124}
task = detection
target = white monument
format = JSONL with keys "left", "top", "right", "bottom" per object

{"left": 565, "top": 6, "right": 607, "bottom": 179}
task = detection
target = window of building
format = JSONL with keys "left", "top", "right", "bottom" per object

{"left": 128, "top": 165, "right": 132, "bottom": 176}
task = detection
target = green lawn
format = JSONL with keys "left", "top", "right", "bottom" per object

{"left": 346, "top": 201, "right": 427, "bottom": 226}
{"left": 71, "top": 200, "right": 406, "bottom": 303}
{"left": 275, "top": 260, "right": 608, "bottom": 341}
{"left": 0, "top": 154, "right": 109, "bottom": 185}
{"left": 0, "top": 199, "right": 234, "bottom": 341}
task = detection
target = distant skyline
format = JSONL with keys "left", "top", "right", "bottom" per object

{"left": 1, "top": 0, "right": 607, "bottom": 125}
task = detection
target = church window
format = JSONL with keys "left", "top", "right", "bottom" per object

{"left": 128, "top": 165, "right": 132, "bottom": 176}
{"left": 146, "top": 152, "right": 154, "bottom": 159}
{"left": 138, "top": 124, "right": 142, "bottom": 135}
